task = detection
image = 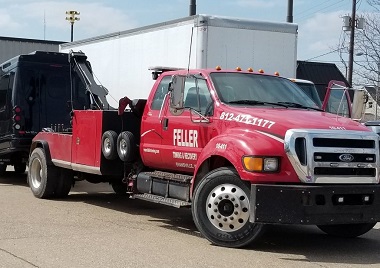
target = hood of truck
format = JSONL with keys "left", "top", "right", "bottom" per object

{"left": 219, "top": 106, "right": 370, "bottom": 138}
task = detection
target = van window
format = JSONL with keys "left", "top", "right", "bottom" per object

{"left": 46, "top": 75, "right": 68, "bottom": 99}
{"left": 0, "top": 75, "right": 9, "bottom": 111}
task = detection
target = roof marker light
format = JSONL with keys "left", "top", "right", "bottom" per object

{"left": 236, "top": 67, "right": 242, "bottom": 71}
{"left": 247, "top": 68, "right": 254, "bottom": 72}
{"left": 258, "top": 69, "right": 264, "bottom": 73}
{"left": 215, "top": 66, "right": 222, "bottom": 71}
{"left": 274, "top": 71, "right": 280, "bottom": 76}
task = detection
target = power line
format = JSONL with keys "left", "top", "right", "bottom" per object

{"left": 305, "top": 47, "right": 348, "bottom": 61}
{"left": 295, "top": 0, "right": 333, "bottom": 16}
{"left": 297, "top": 0, "right": 346, "bottom": 22}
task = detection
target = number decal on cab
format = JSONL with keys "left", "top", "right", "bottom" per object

{"left": 219, "top": 112, "right": 275, "bottom": 129}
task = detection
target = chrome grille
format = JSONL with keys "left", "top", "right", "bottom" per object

{"left": 284, "top": 129, "right": 380, "bottom": 184}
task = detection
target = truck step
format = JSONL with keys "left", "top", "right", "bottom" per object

{"left": 145, "top": 171, "right": 192, "bottom": 183}
{"left": 133, "top": 193, "right": 191, "bottom": 208}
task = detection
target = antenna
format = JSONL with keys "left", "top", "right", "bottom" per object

{"left": 43, "top": 10, "right": 46, "bottom": 40}
{"left": 187, "top": 27, "right": 194, "bottom": 74}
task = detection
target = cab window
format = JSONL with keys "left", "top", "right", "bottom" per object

{"left": 183, "top": 78, "right": 212, "bottom": 115}
{"left": 151, "top": 76, "right": 171, "bottom": 110}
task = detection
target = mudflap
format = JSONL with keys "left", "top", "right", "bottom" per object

{"left": 250, "top": 184, "right": 380, "bottom": 225}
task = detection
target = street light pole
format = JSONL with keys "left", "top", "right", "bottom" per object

{"left": 65, "top": 10, "right": 80, "bottom": 42}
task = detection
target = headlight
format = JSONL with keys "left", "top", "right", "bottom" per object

{"left": 242, "top": 156, "right": 279, "bottom": 172}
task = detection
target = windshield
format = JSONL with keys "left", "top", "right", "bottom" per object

{"left": 210, "top": 73, "right": 319, "bottom": 109}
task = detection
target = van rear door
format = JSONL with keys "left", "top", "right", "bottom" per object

{"left": 21, "top": 64, "right": 71, "bottom": 133}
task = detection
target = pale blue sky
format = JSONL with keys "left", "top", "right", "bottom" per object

{"left": 0, "top": 0, "right": 375, "bottom": 67}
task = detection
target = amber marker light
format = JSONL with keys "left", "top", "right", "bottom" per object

{"left": 243, "top": 156, "right": 279, "bottom": 172}
{"left": 258, "top": 69, "right": 264, "bottom": 73}
{"left": 215, "top": 66, "right": 222, "bottom": 71}
{"left": 236, "top": 67, "right": 242, "bottom": 71}
{"left": 247, "top": 68, "right": 254, "bottom": 72}
{"left": 274, "top": 71, "right": 280, "bottom": 76}
{"left": 243, "top": 157, "right": 263, "bottom": 172}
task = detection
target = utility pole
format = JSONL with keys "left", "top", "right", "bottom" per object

{"left": 65, "top": 10, "right": 80, "bottom": 42}
{"left": 347, "top": 0, "right": 357, "bottom": 87}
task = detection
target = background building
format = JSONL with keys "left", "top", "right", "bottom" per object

{"left": 0, "top": 36, "right": 64, "bottom": 64}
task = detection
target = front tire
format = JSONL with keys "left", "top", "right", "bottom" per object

{"left": 317, "top": 223, "right": 376, "bottom": 238}
{"left": 28, "top": 148, "right": 58, "bottom": 198}
{"left": 192, "top": 167, "right": 264, "bottom": 248}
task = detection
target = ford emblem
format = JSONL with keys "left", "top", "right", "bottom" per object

{"left": 339, "top": 154, "right": 354, "bottom": 162}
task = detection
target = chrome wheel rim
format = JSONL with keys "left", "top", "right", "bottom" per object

{"left": 103, "top": 138, "right": 112, "bottom": 155}
{"left": 30, "top": 158, "right": 43, "bottom": 189}
{"left": 206, "top": 184, "right": 250, "bottom": 232}
{"left": 119, "top": 139, "right": 127, "bottom": 156}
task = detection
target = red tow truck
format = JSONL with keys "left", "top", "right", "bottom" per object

{"left": 28, "top": 66, "right": 380, "bottom": 248}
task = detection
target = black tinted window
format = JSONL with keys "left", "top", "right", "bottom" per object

{"left": 0, "top": 75, "right": 9, "bottom": 110}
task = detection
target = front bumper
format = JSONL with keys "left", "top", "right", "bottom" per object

{"left": 250, "top": 184, "right": 380, "bottom": 225}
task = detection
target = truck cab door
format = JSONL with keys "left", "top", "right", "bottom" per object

{"left": 322, "top": 80, "right": 352, "bottom": 118}
{"left": 139, "top": 76, "right": 172, "bottom": 168}
{"left": 159, "top": 77, "right": 213, "bottom": 173}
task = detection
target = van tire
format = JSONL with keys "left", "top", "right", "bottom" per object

{"left": 28, "top": 148, "right": 58, "bottom": 199}
{"left": 0, "top": 163, "right": 6, "bottom": 176}
{"left": 117, "top": 131, "right": 136, "bottom": 162}
{"left": 14, "top": 163, "right": 26, "bottom": 174}
{"left": 101, "top": 130, "right": 118, "bottom": 160}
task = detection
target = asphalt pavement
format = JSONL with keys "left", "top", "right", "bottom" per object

{"left": 1, "top": 168, "right": 380, "bottom": 268}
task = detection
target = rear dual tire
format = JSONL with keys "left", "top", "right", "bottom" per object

{"left": 101, "top": 130, "right": 118, "bottom": 160}
{"left": 117, "top": 131, "right": 135, "bottom": 162}
{"left": 101, "top": 130, "right": 136, "bottom": 162}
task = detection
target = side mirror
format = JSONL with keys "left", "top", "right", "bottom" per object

{"left": 169, "top": 75, "right": 185, "bottom": 110}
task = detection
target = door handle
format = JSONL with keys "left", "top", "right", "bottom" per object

{"left": 163, "top": 118, "right": 169, "bottom": 131}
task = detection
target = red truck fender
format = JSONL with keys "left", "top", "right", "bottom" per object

{"left": 29, "top": 140, "right": 54, "bottom": 165}
{"left": 190, "top": 128, "right": 286, "bottom": 196}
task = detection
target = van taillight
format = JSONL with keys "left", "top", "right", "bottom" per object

{"left": 14, "top": 106, "right": 21, "bottom": 113}
{"left": 13, "top": 106, "right": 23, "bottom": 132}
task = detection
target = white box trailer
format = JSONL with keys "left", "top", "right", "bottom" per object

{"left": 60, "top": 15, "right": 298, "bottom": 107}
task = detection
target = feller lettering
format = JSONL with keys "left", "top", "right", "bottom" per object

{"left": 173, "top": 129, "right": 198, "bottom": 147}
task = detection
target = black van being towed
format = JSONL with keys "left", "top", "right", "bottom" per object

{"left": 0, "top": 51, "right": 93, "bottom": 175}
